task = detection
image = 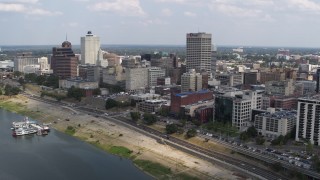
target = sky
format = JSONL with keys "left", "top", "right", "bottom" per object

{"left": 1, "top": 0, "right": 320, "bottom": 47}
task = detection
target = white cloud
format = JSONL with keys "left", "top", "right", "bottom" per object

{"left": 286, "top": 0, "right": 320, "bottom": 12}
{"left": 27, "top": 8, "right": 62, "bottom": 16}
{"left": 184, "top": 11, "right": 196, "bottom": 17}
{"left": 0, "top": 0, "right": 39, "bottom": 3}
{"left": 0, "top": 3, "right": 25, "bottom": 12}
{"left": 68, "top": 22, "right": 78, "bottom": 27}
{"left": 89, "top": 0, "right": 146, "bottom": 17}
{"left": 0, "top": 3, "right": 62, "bottom": 16}
{"left": 213, "top": 3, "right": 262, "bottom": 18}
{"left": 161, "top": 8, "right": 172, "bottom": 16}
{"left": 139, "top": 18, "right": 168, "bottom": 26}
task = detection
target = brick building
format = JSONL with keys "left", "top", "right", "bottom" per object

{"left": 51, "top": 41, "right": 78, "bottom": 79}
{"left": 170, "top": 90, "right": 213, "bottom": 116}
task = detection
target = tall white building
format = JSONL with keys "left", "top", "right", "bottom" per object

{"left": 186, "top": 32, "right": 212, "bottom": 74}
{"left": 148, "top": 67, "right": 165, "bottom": 87}
{"left": 125, "top": 67, "right": 148, "bottom": 92}
{"left": 81, "top": 31, "right": 101, "bottom": 65}
{"left": 232, "top": 90, "right": 262, "bottom": 131}
{"left": 14, "top": 55, "right": 38, "bottom": 72}
{"left": 296, "top": 96, "right": 320, "bottom": 145}
{"left": 181, "top": 69, "right": 202, "bottom": 93}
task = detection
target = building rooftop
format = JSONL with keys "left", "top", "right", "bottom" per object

{"left": 175, "top": 89, "right": 210, "bottom": 97}
{"left": 258, "top": 110, "right": 296, "bottom": 119}
{"left": 66, "top": 77, "right": 97, "bottom": 83}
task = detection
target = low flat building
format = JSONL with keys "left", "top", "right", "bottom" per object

{"left": 184, "top": 100, "right": 214, "bottom": 118}
{"left": 59, "top": 78, "right": 99, "bottom": 89}
{"left": 130, "top": 93, "right": 160, "bottom": 102}
{"left": 137, "top": 99, "right": 167, "bottom": 113}
{"left": 170, "top": 90, "right": 213, "bottom": 116}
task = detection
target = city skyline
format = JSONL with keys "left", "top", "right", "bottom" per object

{"left": 1, "top": 0, "right": 320, "bottom": 47}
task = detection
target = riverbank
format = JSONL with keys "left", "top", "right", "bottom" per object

{"left": 1, "top": 95, "right": 242, "bottom": 180}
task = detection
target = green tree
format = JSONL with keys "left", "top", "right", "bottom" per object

{"left": 4, "top": 85, "right": 21, "bottom": 96}
{"left": 247, "top": 126, "right": 258, "bottom": 138}
{"left": 105, "top": 98, "right": 118, "bottom": 109}
{"left": 13, "top": 71, "right": 23, "bottom": 77}
{"left": 24, "top": 73, "right": 37, "bottom": 83}
{"left": 306, "top": 141, "right": 314, "bottom": 154}
{"left": 35, "top": 75, "right": 46, "bottom": 85}
{"left": 18, "top": 77, "right": 25, "bottom": 85}
{"left": 166, "top": 124, "right": 178, "bottom": 134}
{"left": 240, "top": 132, "right": 249, "bottom": 141}
{"left": 256, "top": 136, "right": 265, "bottom": 145}
{"left": 186, "top": 129, "right": 197, "bottom": 138}
{"left": 142, "top": 113, "right": 157, "bottom": 125}
{"left": 158, "top": 107, "right": 170, "bottom": 117}
{"left": 67, "top": 86, "right": 84, "bottom": 101}
{"left": 130, "top": 112, "right": 140, "bottom": 122}
{"left": 44, "top": 75, "right": 59, "bottom": 88}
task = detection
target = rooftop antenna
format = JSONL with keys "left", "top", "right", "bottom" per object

{"left": 66, "top": 33, "right": 68, "bottom": 41}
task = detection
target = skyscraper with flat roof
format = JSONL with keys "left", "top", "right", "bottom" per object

{"left": 51, "top": 41, "right": 78, "bottom": 79}
{"left": 186, "top": 32, "right": 212, "bottom": 74}
{"left": 81, "top": 31, "right": 100, "bottom": 65}
{"left": 316, "top": 68, "right": 320, "bottom": 93}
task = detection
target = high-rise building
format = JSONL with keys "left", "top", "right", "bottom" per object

{"left": 265, "top": 79, "right": 294, "bottom": 96}
{"left": 51, "top": 41, "right": 78, "bottom": 79}
{"left": 14, "top": 52, "right": 38, "bottom": 73}
{"left": 125, "top": 67, "right": 148, "bottom": 92}
{"left": 81, "top": 31, "right": 100, "bottom": 65}
{"left": 148, "top": 67, "right": 166, "bottom": 87}
{"left": 316, "top": 68, "right": 320, "bottom": 93}
{"left": 296, "top": 95, "right": 320, "bottom": 145}
{"left": 186, "top": 32, "right": 212, "bottom": 74}
{"left": 181, "top": 69, "right": 202, "bottom": 93}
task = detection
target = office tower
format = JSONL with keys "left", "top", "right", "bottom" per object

{"left": 14, "top": 52, "right": 38, "bottom": 73}
{"left": 186, "top": 32, "right": 212, "bottom": 74}
{"left": 181, "top": 69, "right": 202, "bottom": 92}
{"left": 148, "top": 67, "right": 166, "bottom": 87}
{"left": 296, "top": 96, "right": 320, "bottom": 145}
{"left": 316, "top": 68, "right": 320, "bottom": 93}
{"left": 125, "top": 67, "right": 148, "bottom": 92}
{"left": 244, "top": 72, "right": 258, "bottom": 85}
{"left": 81, "top": 31, "right": 100, "bottom": 65}
{"left": 51, "top": 41, "right": 78, "bottom": 79}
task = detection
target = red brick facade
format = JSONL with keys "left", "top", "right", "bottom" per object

{"left": 170, "top": 90, "right": 213, "bottom": 115}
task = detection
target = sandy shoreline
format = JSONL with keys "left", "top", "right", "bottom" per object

{"left": 5, "top": 95, "right": 242, "bottom": 180}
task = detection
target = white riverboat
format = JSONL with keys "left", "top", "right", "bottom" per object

{"left": 12, "top": 117, "right": 50, "bottom": 136}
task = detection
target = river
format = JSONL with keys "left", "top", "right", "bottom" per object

{"left": 0, "top": 109, "right": 151, "bottom": 180}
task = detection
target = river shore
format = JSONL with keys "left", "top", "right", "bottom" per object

{"left": 1, "top": 95, "right": 242, "bottom": 180}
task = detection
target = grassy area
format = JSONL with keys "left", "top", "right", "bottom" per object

{"left": 108, "top": 146, "right": 133, "bottom": 159}
{"left": 173, "top": 173, "right": 200, "bottom": 180}
{"left": 89, "top": 141, "right": 134, "bottom": 159}
{"left": 65, "top": 126, "right": 76, "bottom": 136}
{"left": 0, "top": 98, "right": 43, "bottom": 120}
{"left": 134, "top": 159, "right": 172, "bottom": 179}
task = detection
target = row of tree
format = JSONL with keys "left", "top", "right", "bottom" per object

{"left": 3, "top": 84, "right": 21, "bottom": 96}
{"left": 21, "top": 73, "right": 59, "bottom": 88}
{"left": 105, "top": 98, "right": 134, "bottom": 109}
